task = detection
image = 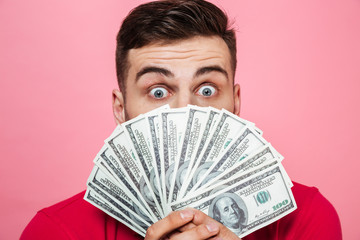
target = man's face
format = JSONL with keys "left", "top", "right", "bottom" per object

{"left": 216, "top": 196, "right": 241, "bottom": 228}
{"left": 113, "top": 36, "right": 240, "bottom": 123}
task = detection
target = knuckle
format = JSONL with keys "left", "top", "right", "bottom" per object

{"left": 196, "top": 224, "right": 210, "bottom": 237}
{"left": 145, "top": 225, "right": 156, "bottom": 238}
{"left": 167, "top": 212, "right": 178, "bottom": 225}
{"left": 193, "top": 210, "right": 208, "bottom": 224}
{"left": 171, "top": 210, "right": 188, "bottom": 224}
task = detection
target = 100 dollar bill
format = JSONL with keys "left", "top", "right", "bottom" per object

{"left": 171, "top": 164, "right": 297, "bottom": 238}
{"left": 159, "top": 108, "right": 187, "bottom": 204}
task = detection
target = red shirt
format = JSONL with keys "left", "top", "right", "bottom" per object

{"left": 21, "top": 182, "right": 342, "bottom": 240}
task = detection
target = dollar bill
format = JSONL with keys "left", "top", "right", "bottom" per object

{"left": 144, "top": 105, "right": 170, "bottom": 209}
{"left": 84, "top": 188, "right": 146, "bottom": 237}
{"left": 171, "top": 164, "right": 297, "bottom": 238}
{"left": 158, "top": 108, "right": 187, "bottom": 204}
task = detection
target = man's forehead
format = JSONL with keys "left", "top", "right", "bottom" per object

{"left": 130, "top": 36, "right": 228, "bottom": 52}
{"left": 127, "top": 36, "right": 232, "bottom": 70}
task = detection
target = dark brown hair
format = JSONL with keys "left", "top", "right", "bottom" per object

{"left": 116, "top": 0, "right": 236, "bottom": 92}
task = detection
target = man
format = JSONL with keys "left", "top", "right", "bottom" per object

{"left": 21, "top": 0, "right": 342, "bottom": 239}
{"left": 211, "top": 195, "right": 247, "bottom": 236}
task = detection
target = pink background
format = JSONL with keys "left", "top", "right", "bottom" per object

{"left": 1, "top": 0, "right": 359, "bottom": 239}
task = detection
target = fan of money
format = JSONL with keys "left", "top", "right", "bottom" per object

{"left": 85, "top": 105, "right": 297, "bottom": 238}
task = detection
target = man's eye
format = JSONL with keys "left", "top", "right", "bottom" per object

{"left": 150, "top": 87, "right": 168, "bottom": 99}
{"left": 197, "top": 85, "right": 216, "bottom": 97}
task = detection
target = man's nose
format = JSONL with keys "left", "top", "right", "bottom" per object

{"left": 171, "top": 90, "right": 194, "bottom": 108}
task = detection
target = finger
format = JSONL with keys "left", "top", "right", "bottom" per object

{"left": 169, "top": 222, "right": 220, "bottom": 240}
{"left": 192, "top": 208, "right": 215, "bottom": 225}
{"left": 177, "top": 222, "right": 196, "bottom": 232}
{"left": 191, "top": 208, "right": 242, "bottom": 240}
{"left": 166, "top": 231, "right": 180, "bottom": 239}
{"left": 145, "top": 209, "right": 195, "bottom": 240}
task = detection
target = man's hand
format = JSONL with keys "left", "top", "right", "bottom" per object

{"left": 144, "top": 208, "right": 242, "bottom": 240}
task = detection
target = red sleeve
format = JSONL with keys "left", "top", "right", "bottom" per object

{"left": 20, "top": 211, "right": 70, "bottom": 240}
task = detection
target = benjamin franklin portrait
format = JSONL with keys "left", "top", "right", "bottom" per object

{"left": 209, "top": 193, "right": 248, "bottom": 235}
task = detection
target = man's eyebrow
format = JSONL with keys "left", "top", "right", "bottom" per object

{"left": 136, "top": 66, "right": 174, "bottom": 81}
{"left": 194, "top": 65, "right": 229, "bottom": 80}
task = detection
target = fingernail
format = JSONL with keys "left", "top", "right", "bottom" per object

{"left": 206, "top": 222, "right": 219, "bottom": 232}
{"left": 180, "top": 209, "right": 194, "bottom": 219}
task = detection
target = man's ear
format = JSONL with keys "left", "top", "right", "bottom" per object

{"left": 112, "top": 89, "right": 126, "bottom": 124}
{"left": 233, "top": 84, "right": 241, "bottom": 116}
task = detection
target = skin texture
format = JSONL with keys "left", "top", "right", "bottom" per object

{"left": 112, "top": 36, "right": 242, "bottom": 239}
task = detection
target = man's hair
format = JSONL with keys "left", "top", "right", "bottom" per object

{"left": 115, "top": 0, "right": 236, "bottom": 93}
